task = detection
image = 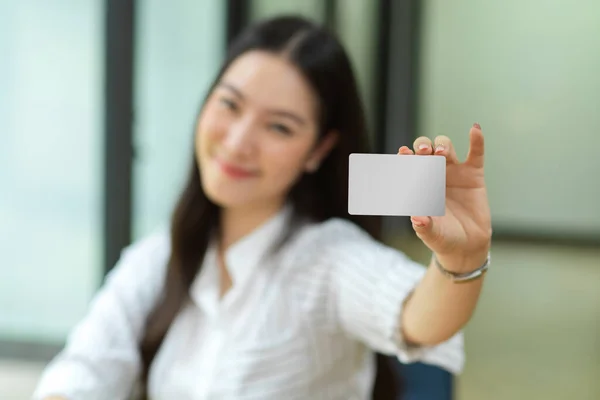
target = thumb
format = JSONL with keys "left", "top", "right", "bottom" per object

{"left": 410, "top": 216, "right": 442, "bottom": 244}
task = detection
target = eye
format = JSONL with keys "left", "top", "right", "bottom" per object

{"left": 219, "top": 97, "right": 238, "bottom": 112}
{"left": 269, "top": 123, "right": 293, "bottom": 136}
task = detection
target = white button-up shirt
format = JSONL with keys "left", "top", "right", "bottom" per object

{"left": 33, "top": 205, "right": 464, "bottom": 400}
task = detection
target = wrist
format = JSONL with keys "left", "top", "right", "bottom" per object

{"left": 434, "top": 249, "right": 489, "bottom": 274}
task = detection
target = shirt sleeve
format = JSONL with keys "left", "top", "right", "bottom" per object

{"left": 320, "top": 218, "right": 465, "bottom": 375}
{"left": 32, "top": 229, "right": 170, "bottom": 400}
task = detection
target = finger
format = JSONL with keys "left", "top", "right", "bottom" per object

{"left": 410, "top": 216, "right": 441, "bottom": 242}
{"left": 466, "top": 123, "right": 485, "bottom": 168}
{"left": 433, "top": 135, "right": 460, "bottom": 164}
{"left": 398, "top": 146, "right": 414, "bottom": 155}
{"left": 413, "top": 136, "right": 433, "bottom": 155}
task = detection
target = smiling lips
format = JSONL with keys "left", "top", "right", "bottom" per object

{"left": 216, "top": 158, "right": 258, "bottom": 179}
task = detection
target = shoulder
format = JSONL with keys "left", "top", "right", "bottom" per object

{"left": 121, "top": 225, "right": 171, "bottom": 262}
{"left": 285, "top": 217, "right": 384, "bottom": 267}
{"left": 297, "top": 217, "right": 378, "bottom": 250}
{"left": 104, "top": 225, "right": 171, "bottom": 286}
{"left": 317, "top": 217, "right": 373, "bottom": 239}
{"left": 288, "top": 216, "right": 425, "bottom": 272}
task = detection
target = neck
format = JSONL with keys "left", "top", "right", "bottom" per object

{"left": 218, "top": 199, "right": 286, "bottom": 251}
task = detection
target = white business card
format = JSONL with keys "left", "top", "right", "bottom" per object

{"left": 348, "top": 153, "right": 446, "bottom": 216}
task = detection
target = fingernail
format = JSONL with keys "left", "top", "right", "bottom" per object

{"left": 473, "top": 123, "right": 481, "bottom": 129}
{"left": 435, "top": 144, "right": 445, "bottom": 153}
{"left": 411, "top": 217, "right": 425, "bottom": 227}
{"left": 418, "top": 144, "right": 429, "bottom": 150}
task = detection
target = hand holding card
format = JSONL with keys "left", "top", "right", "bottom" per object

{"left": 349, "top": 123, "right": 492, "bottom": 273}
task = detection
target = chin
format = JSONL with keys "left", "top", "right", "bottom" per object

{"left": 200, "top": 176, "right": 255, "bottom": 208}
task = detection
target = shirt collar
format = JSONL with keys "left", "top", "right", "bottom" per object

{"left": 190, "top": 202, "right": 294, "bottom": 310}
{"left": 224, "top": 202, "right": 293, "bottom": 286}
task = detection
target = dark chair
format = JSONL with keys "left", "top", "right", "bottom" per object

{"left": 395, "top": 361, "right": 453, "bottom": 400}
{"left": 372, "top": 354, "right": 453, "bottom": 400}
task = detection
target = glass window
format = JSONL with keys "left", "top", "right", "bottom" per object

{"left": 132, "top": 0, "right": 227, "bottom": 239}
{"left": 250, "top": 0, "right": 326, "bottom": 23}
{"left": 0, "top": 1, "right": 104, "bottom": 343}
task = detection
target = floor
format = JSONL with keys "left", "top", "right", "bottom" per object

{"left": 0, "top": 359, "right": 44, "bottom": 400}
{"left": 1, "top": 237, "right": 599, "bottom": 400}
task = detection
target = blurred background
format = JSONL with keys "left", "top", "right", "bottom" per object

{"left": 1, "top": 0, "right": 598, "bottom": 399}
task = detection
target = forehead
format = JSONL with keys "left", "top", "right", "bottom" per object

{"left": 219, "top": 50, "right": 317, "bottom": 115}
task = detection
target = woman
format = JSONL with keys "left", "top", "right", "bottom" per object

{"left": 34, "top": 15, "right": 491, "bottom": 400}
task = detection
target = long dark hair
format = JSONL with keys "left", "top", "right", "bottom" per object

{"left": 139, "top": 15, "right": 401, "bottom": 399}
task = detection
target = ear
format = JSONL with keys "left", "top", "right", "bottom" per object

{"left": 305, "top": 130, "right": 339, "bottom": 173}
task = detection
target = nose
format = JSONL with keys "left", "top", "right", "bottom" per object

{"left": 222, "top": 117, "right": 257, "bottom": 156}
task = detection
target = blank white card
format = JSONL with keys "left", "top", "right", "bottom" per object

{"left": 348, "top": 153, "right": 446, "bottom": 216}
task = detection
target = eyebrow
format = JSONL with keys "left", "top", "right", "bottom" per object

{"left": 218, "top": 81, "right": 307, "bottom": 127}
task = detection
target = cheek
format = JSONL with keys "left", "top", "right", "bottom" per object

{"left": 262, "top": 140, "right": 312, "bottom": 183}
{"left": 196, "top": 109, "right": 226, "bottom": 159}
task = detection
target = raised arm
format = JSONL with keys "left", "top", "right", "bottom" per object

{"left": 321, "top": 219, "right": 465, "bottom": 374}
{"left": 399, "top": 123, "right": 492, "bottom": 346}
{"left": 401, "top": 252, "right": 487, "bottom": 347}
{"left": 325, "top": 124, "right": 492, "bottom": 373}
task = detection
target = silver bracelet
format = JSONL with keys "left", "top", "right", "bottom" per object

{"left": 433, "top": 252, "right": 491, "bottom": 283}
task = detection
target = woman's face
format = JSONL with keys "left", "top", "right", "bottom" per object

{"left": 196, "top": 50, "right": 336, "bottom": 210}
